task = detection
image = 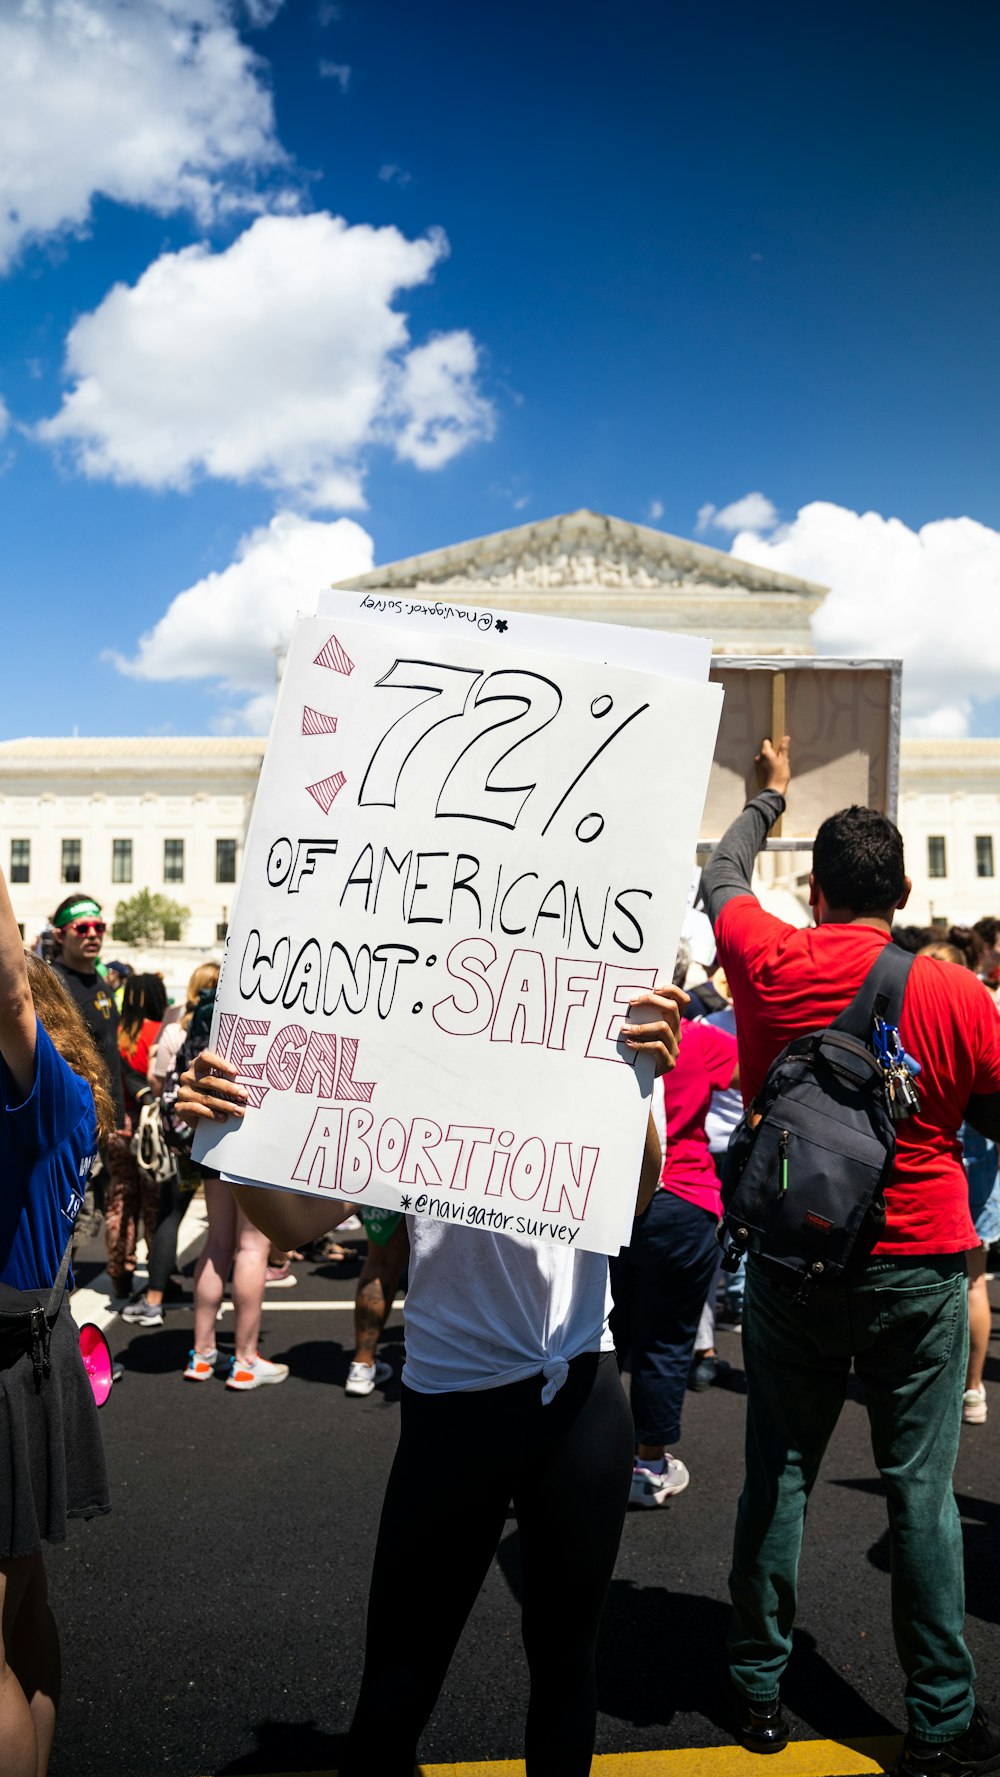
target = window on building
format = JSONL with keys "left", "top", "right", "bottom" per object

{"left": 975, "top": 835, "right": 995, "bottom": 879}
{"left": 163, "top": 918, "right": 182, "bottom": 942}
{"left": 216, "top": 921, "right": 229, "bottom": 942}
{"left": 216, "top": 838, "right": 237, "bottom": 883}
{"left": 61, "top": 838, "right": 82, "bottom": 884}
{"left": 10, "top": 839, "right": 30, "bottom": 884}
{"left": 164, "top": 838, "right": 185, "bottom": 884}
{"left": 112, "top": 838, "right": 133, "bottom": 884}
{"left": 927, "top": 836, "right": 947, "bottom": 879}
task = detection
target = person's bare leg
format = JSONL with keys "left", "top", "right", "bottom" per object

{"left": 353, "top": 1224, "right": 408, "bottom": 1365}
{"left": 966, "top": 1246, "right": 990, "bottom": 1394}
{"left": 192, "top": 1179, "right": 237, "bottom": 1356}
{"left": 7, "top": 1557, "right": 58, "bottom": 1777}
{"left": 0, "top": 1557, "right": 39, "bottom": 1777}
{"left": 231, "top": 1208, "right": 271, "bottom": 1364}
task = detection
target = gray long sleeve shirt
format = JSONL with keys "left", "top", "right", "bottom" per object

{"left": 701, "top": 790, "right": 787, "bottom": 929}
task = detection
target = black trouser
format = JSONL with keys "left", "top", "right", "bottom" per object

{"left": 338, "top": 1350, "right": 633, "bottom": 1777}
{"left": 147, "top": 1168, "right": 191, "bottom": 1295}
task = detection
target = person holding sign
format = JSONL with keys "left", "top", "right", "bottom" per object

{"left": 0, "top": 862, "right": 115, "bottom": 1777}
{"left": 703, "top": 738, "right": 1000, "bottom": 1774}
{"left": 177, "top": 982, "right": 683, "bottom": 1777}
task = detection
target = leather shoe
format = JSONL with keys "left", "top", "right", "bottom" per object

{"left": 732, "top": 1688, "right": 789, "bottom": 1755}
{"left": 894, "top": 1704, "right": 1000, "bottom": 1776}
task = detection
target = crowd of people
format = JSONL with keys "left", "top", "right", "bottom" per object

{"left": 2, "top": 736, "right": 1000, "bottom": 1777}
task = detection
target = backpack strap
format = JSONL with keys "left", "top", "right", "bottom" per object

{"left": 830, "top": 941, "right": 915, "bottom": 1046}
{"left": 46, "top": 1230, "right": 76, "bottom": 1319}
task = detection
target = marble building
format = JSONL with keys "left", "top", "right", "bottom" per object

{"left": 1, "top": 513, "right": 995, "bottom": 967}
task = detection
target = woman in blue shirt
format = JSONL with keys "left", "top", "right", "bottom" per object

{"left": 0, "top": 861, "right": 115, "bottom": 1777}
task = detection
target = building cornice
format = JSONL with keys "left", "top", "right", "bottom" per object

{"left": 334, "top": 508, "right": 829, "bottom": 606}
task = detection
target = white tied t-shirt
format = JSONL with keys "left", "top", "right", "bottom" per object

{"left": 401, "top": 1219, "right": 615, "bottom": 1402}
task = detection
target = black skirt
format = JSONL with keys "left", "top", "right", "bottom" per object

{"left": 0, "top": 1288, "right": 111, "bottom": 1559}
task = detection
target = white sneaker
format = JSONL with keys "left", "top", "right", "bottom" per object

{"left": 226, "top": 1353, "right": 290, "bottom": 1391}
{"left": 345, "top": 1358, "right": 393, "bottom": 1397}
{"left": 629, "top": 1456, "right": 690, "bottom": 1507}
{"left": 963, "top": 1385, "right": 987, "bottom": 1424}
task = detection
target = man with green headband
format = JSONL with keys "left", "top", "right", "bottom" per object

{"left": 51, "top": 894, "right": 125, "bottom": 1130}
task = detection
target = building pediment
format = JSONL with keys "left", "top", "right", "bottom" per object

{"left": 336, "top": 508, "right": 827, "bottom": 603}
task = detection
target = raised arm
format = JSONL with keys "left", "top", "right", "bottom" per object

{"left": 0, "top": 862, "right": 36, "bottom": 1100}
{"left": 701, "top": 735, "right": 790, "bottom": 926}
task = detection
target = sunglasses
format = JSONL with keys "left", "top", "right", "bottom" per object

{"left": 67, "top": 920, "right": 106, "bottom": 937}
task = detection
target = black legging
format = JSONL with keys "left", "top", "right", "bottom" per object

{"left": 338, "top": 1349, "right": 633, "bottom": 1777}
{"left": 147, "top": 1169, "right": 190, "bottom": 1296}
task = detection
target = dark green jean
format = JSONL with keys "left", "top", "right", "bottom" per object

{"left": 728, "top": 1252, "right": 973, "bottom": 1742}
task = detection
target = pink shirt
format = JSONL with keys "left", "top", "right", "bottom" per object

{"left": 658, "top": 1019, "right": 739, "bottom": 1218}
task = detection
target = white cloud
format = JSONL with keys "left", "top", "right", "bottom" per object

{"left": 723, "top": 499, "right": 1000, "bottom": 737}
{"left": 110, "top": 509, "right": 374, "bottom": 728}
{"left": 378, "top": 163, "right": 413, "bottom": 188}
{"left": 0, "top": 1, "right": 292, "bottom": 273}
{"left": 241, "top": 0, "right": 284, "bottom": 23}
{"left": 647, "top": 499, "right": 664, "bottom": 522}
{"left": 37, "top": 212, "right": 495, "bottom": 506}
{"left": 697, "top": 491, "right": 779, "bottom": 536}
{"left": 318, "top": 60, "right": 351, "bottom": 90}
{"left": 0, "top": 396, "right": 9, "bottom": 437}
{"left": 391, "top": 332, "right": 495, "bottom": 470}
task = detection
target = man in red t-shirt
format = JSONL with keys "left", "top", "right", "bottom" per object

{"left": 702, "top": 738, "right": 1000, "bottom": 1777}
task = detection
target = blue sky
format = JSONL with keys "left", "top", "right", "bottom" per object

{"left": 2, "top": 1, "right": 999, "bottom": 740}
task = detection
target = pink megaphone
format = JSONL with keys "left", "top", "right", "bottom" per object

{"left": 78, "top": 1323, "right": 114, "bottom": 1408}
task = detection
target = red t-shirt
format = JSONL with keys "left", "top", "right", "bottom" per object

{"left": 716, "top": 897, "right": 1000, "bottom": 1254}
{"left": 658, "top": 1018, "right": 739, "bottom": 1218}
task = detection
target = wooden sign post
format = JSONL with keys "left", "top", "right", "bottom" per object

{"left": 702, "top": 657, "right": 902, "bottom": 851}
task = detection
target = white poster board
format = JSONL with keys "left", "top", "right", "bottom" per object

{"left": 194, "top": 597, "right": 722, "bottom": 1256}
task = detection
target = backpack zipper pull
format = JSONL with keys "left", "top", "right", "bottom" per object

{"left": 779, "top": 1129, "right": 789, "bottom": 1193}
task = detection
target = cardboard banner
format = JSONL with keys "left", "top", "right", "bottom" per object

{"left": 194, "top": 599, "right": 722, "bottom": 1256}
{"left": 701, "top": 658, "right": 901, "bottom": 846}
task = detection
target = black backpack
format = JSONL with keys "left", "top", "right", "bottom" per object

{"left": 719, "top": 943, "right": 915, "bottom": 1303}
{"left": 159, "top": 988, "right": 217, "bottom": 1160}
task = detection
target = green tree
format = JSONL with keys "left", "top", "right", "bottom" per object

{"left": 112, "top": 890, "right": 190, "bottom": 945}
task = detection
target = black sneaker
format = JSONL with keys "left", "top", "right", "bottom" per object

{"left": 731, "top": 1688, "right": 789, "bottom": 1754}
{"left": 895, "top": 1706, "right": 1000, "bottom": 1777}
{"left": 689, "top": 1354, "right": 732, "bottom": 1392}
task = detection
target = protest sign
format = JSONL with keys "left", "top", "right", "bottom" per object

{"left": 194, "top": 600, "right": 722, "bottom": 1256}
{"left": 702, "top": 656, "right": 901, "bottom": 847}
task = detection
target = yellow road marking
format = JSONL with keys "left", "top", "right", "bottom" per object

{"left": 218, "top": 1735, "right": 902, "bottom": 1777}
{"left": 421, "top": 1740, "right": 900, "bottom": 1776}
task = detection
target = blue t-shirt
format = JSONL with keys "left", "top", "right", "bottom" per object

{"left": 0, "top": 1020, "right": 98, "bottom": 1292}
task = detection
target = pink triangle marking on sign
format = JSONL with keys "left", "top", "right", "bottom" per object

{"left": 302, "top": 705, "right": 339, "bottom": 736}
{"left": 313, "top": 634, "right": 355, "bottom": 676}
{"left": 306, "top": 771, "right": 347, "bottom": 814}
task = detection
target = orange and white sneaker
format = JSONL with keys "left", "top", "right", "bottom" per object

{"left": 183, "top": 1346, "right": 218, "bottom": 1382}
{"left": 225, "top": 1352, "right": 289, "bottom": 1391}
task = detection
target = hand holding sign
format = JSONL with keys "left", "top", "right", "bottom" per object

{"left": 193, "top": 601, "right": 721, "bottom": 1255}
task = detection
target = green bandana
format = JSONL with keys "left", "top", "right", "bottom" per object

{"left": 53, "top": 897, "right": 102, "bottom": 929}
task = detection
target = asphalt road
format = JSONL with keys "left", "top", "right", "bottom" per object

{"left": 49, "top": 1221, "right": 1000, "bottom": 1777}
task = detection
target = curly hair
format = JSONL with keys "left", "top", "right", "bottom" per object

{"left": 26, "top": 954, "right": 116, "bottom": 1145}
{"left": 812, "top": 806, "right": 906, "bottom": 916}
